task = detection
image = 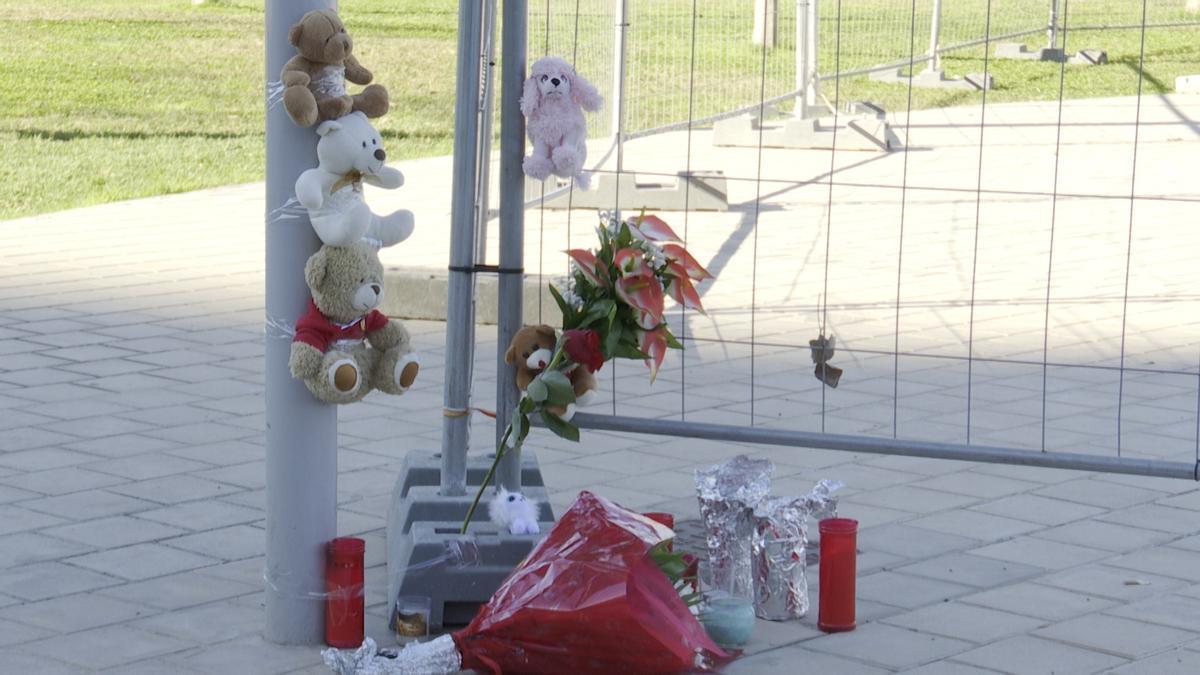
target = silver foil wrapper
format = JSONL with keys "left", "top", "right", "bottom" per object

{"left": 696, "top": 455, "right": 775, "bottom": 597}
{"left": 322, "top": 635, "right": 462, "bottom": 675}
{"left": 750, "top": 479, "right": 843, "bottom": 620}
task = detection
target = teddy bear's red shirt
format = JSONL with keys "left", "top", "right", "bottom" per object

{"left": 293, "top": 299, "right": 388, "bottom": 352}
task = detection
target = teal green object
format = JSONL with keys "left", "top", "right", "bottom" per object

{"left": 699, "top": 597, "right": 755, "bottom": 648}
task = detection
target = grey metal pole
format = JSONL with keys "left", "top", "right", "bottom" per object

{"left": 611, "top": 0, "right": 628, "bottom": 173}
{"left": 264, "top": 0, "right": 338, "bottom": 645}
{"left": 796, "top": 0, "right": 809, "bottom": 118}
{"left": 1047, "top": 0, "right": 1060, "bottom": 50}
{"left": 496, "top": 0, "right": 527, "bottom": 492}
{"left": 927, "top": 0, "right": 944, "bottom": 72}
{"left": 441, "top": 0, "right": 486, "bottom": 497}
{"left": 474, "top": 0, "right": 499, "bottom": 265}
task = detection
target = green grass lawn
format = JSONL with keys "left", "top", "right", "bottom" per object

{"left": 1, "top": 0, "right": 1196, "bottom": 219}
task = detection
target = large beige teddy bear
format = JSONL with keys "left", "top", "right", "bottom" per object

{"left": 290, "top": 243, "right": 419, "bottom": 404}
{"left": 280, "top": 9, "right": 389, "bottom": 128}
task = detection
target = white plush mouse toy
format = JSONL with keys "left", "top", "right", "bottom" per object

{"left": 489, "top": 488, "right": 540, "bottom": 535}
{"left": 295, "top": 111, "right": 414, "bottom": 249}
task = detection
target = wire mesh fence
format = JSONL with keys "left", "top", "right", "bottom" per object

{"left": 500, "top": 0, "right": 1200, "bottom": 478}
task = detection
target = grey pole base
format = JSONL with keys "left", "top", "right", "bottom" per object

{"left": 524, "top": 172, "right": 729, "bottom": 212}
{"left": 386, "top": 451, "right": 554, "bottom": 633}
{"left": 994, "top": 43, "right": 1109, "bottom": 66}
{"left": 870, "top": 67, "right": 996, "bottom": 91}
{"left": 713, "top": 112, "right": 901, "bottom": 152}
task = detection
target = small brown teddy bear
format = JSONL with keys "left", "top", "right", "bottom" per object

{"left": 290, "top": 243, "right": 418, "bottom": 404}
{"left": 281, "top": 9, "right": 389, "bottom": 128}
{"left": 504, "top": 324, "right": 596, "bottom": 419}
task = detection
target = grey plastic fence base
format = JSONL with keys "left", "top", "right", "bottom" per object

{"left": 713, "top": 113, "right": 901, "bottom": 152}
{"left": 524, "top": 171, "right": 729, "bottom": 211}
{"left": 386, "top": 451, "right": 554, "bottom": 634}
{"left": 995, "top": 43, "right": 1108, "bottom": 66}
{"left": 870, "top": 67, "right": 995, "bottom": 91}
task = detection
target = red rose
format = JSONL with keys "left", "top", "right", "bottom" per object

{"left": 562, "top": 328, "right": 604, "bottom": 373}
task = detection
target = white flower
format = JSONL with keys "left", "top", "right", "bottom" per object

{"left": 562, "top": 289, "right": 584, "bottom": 309}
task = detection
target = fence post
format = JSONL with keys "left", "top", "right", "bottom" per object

{"left": 495, "top": 0, "right": 527, "bottom": 492}
{"left": 264, "top": 0, "right": 338, "bottom": 645}
{"left": 612, "top": 0, "right": 628, "bottom": 174}
{"left": 1047, "top": 0, "right": 1060, "bottom": 50}
{"left": 440, "top": 0, "right": 486, "bottom": 497}
{"left": 927, "top": 0, "right": 943, "bottom": 73}
{"left": 796, "top": 0, "right": 809, "bottom": 118}
{"left": 474, "top": 0, "right": 498, "bottom": 265}
{"left": 754, "top": 0, "right": 779, "bottom": 47}
{"left": 806, "top": 0, "right": 819, "bottom": 108}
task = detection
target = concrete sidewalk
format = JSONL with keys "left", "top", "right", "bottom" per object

{"left": 1, "top": 96, "right": 1199, "bottom": 673}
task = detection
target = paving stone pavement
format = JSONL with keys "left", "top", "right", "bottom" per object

{"left": 0, "top": 96, "right": 1199, "bottom": 673}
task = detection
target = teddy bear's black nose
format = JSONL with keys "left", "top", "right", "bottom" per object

{"left": 551, "top": 78, "right": 560, "bottom": 86}
{"left": 370, "top": 284, "right": 381, "bottom": 295}
{"left": 373, "top": 148, "right": 385, "bottom": 161}
{"left": 342, "top": 39, "right": 350, "bottom": 52}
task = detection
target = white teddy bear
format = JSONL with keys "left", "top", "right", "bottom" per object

{"left": 489, "top": 488, "right": 540, "bottom": 535}
{"left": 295, "top": 111, "right": 414, "bottom": 248}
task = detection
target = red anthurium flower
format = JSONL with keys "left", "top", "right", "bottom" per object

{"left": 661, "top": 244, "right": 713, "bottom": 280}
{"left": 562, "top": 328, "right": 604, "bottom": 373}
{"left": 639, "top": 326, "right": 671, "bottom": 382}
{"left": 631, "top": 214, "right": 681, "bottom": 242}
{"left": 665, "top": 270, "right": 705, "bottom": 314}
{"left": 613, "top": 247, "right": 651, "bottom": 278}
{"left": 616, "top": 273, "right": 665, "bottom": 327}
{"left": 566, "top": 249, "right": 610, "bottom": 287}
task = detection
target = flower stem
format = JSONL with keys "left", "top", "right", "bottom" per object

{"left": 459, "top": 424, "right": 514, "bottom": 534}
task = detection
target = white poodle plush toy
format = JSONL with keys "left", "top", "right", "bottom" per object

{"left": 489, "top": 488, "right": 540, "bottom": 535}
{"left": 520, "top": 56, "right": 603, "bottom": 189}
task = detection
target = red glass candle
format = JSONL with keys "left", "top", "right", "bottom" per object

{"left": 325, "top": 537, "right": 365, "bottom": 648}
{"left": 818, "top": 518, "right": 858, "bottom": 633}
{"left": 643, "top": 512, "right": 675, "bottom": 550}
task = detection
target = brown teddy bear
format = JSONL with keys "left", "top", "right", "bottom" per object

{"left": 504, "top": 325, "right": 597, "bottom": 419}
{"left": 290, "top": 243, "right": 418, "bottom": 404}
{"left": 281, "top": 9, "right": 389, "bottom": 128}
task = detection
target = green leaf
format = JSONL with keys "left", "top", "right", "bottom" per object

{"left": 548, "top": 285, "right": 576, "bottom": 328}
{"left": 541, "top": 410, "right": 580, "bottom": 442}
{"left": 526, "top": 378, "right": 548, "bottom": 402}
{"left": 664, "top": 329, "right": 684, "bottom": 350}
{"left": 614, "top": 343, "right": 651, "bottom": 360}
{"left": 539, "top": 370, "right": 576, "bottom": 406}
{"left": 603, "top": 322, "right": 622, "bottom": 359}
{"left": 509, "top": 408, "right": 529, "bottom": 441}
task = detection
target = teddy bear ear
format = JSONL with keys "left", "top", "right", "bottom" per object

{"left": 288, "top": 23, "right": 303, "bottom": 46}
{"left": 315, "top": 119, "right": 342, "bottom": 137}
{"left": 504, "top": 342, "right": 517, "bottom": 365}
{"left": 304, "top": 248, "right": 328, "bottom": 290}
{"left": 535, "top": 324, "right": 557, "bottom": 340}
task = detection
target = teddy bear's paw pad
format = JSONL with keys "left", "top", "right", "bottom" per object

{"left": 329, "top": 358, "right": 360, "bottom": 393}
{"left": 394, "top": 353, "right": 420, "bottom": 391}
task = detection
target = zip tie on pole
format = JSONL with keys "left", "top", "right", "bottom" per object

{"left": 443, "top": 407, "right": 497, "bottom": 419}
{"left": 268, "top": 197, "right": 306, "bottom": 224}
{"left": 266, "top": 80, "right": 286, "bottom": 111}
{"left": 264, "top": 314, "right": 297, "bottom": 340}
{"left": 447, "top": 264, "right": 525, "bottom": 275}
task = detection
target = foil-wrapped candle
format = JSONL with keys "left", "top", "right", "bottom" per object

{"left": 695, "top": 455, "right": 774, "bottom": 598}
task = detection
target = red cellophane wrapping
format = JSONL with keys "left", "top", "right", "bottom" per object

{"left": 452, "top": 491, "right": 728, "bottom": 674}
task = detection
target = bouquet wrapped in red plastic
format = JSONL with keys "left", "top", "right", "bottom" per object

{"left": 325, "top": 491, "right": 727, "bottom": 675}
